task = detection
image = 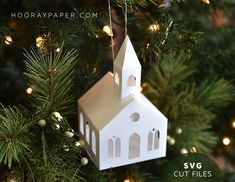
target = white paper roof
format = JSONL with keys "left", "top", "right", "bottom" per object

{"left": 78, "top": 72, "right": 166, "bottom": 131}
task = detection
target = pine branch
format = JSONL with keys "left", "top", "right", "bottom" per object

{"left": 24, "top": 48, "right": 78, "bottom": 117}
{"left": 0, "top": 106, "right": 31, "bottom": 168}
{"left": 144, "top": 53, "right": 234, "bottom": 153}
{"left": 193, "top": 78, "right": 235, "bottom": 111}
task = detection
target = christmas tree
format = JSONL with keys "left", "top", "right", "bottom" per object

{"left": 0, "top": 0, "right": 235, "bottom": 181}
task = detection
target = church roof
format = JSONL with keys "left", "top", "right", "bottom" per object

{"left": 78, "top": 72, "right": 166, "bottom": 131}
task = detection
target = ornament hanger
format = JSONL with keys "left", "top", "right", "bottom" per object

{"left": 108, "top": 0, "right": 115, "bottom": 62}
{"left": 124, "top": 0, "right": 128, "bottom": 36}
{"left": 108, "top": 0, "right": 128, "bottom": 62}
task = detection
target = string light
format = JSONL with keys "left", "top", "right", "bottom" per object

{"left": 148, "top": 23, "right": 160, "bottom": 32}
{"left": 232, "top": 120, "right": 235, "bottom": 128}
{"left": 55, "top": 47, "right": 61, "bottom": 52}
{"left": 123, "top": 178, "right": 134, "bottom": 182}
{"left": 4, "top": 35, "right": 13, "bottom": 45}
{"left": 103, "top": 25, "right": 113, "bottom": 36}
{"left": 202, "top": 0, "right": 210, "bottom": 4}
{"left": 36, "top": 36, "right": 45, "bottom": 48}
{"left": 223, "top": 137, "right": 231, "bottom": 146}
{"left": 26, "top": 87, "right": 33, "bottom": 94}
{"left": 146, "top": 43, "right": 150, "bottom": 49}
{"left": 95, "top": 34, "right": 99, "bottom": 38}
{"left": 191, "top": 147, "right": 197, "bottom": 153}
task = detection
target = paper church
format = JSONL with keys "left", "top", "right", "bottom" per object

{"left": 77, "top": 36, "right": 168, "bottom": 170}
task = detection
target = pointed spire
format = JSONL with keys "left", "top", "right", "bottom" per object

{"left": 114, "top": 36, "right": 141, "bottom": 69}
{"left": 113, "top": 36, "right": 142, "bottom": 100}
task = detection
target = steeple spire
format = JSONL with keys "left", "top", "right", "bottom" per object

{"left": 113, "top": 36, "right": 141, "bottom": 100}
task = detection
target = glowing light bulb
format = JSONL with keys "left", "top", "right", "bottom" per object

{"left": 4, "top": 35, "right": 13, "bottom": 45}
{"left": 148, "top": 23, "right": 160, "bottom": 32}
{"left": 146, "top": 43, "right": 150, "bottom": 49}
{"left": 232, "top": 121, "right": 235, "bottom": 128}
{"left": 26, "top": 87, "right": 33, "bottom": 94}
{"left": 202, "top": 0, "right": 210, "bottom": 4}
{"left": 55, "top": 47, "right": 61, "bottom": 52}
{"left": 103, "top": 25, "right": 113, "bottom": 36}
{"left": 36, "top": 36, "right": 45, "bottom": 48}
{"left": 223, "top": 137, "right": 231, "bottom": 146}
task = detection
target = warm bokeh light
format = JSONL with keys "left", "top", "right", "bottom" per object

{"left": 191, "top": 146, "right": 197, "bottom": 153}
{"left": 103, "top": 25, "right": 113, "bottom": 36}
{"left": 26, "top": 87, "right": 33, "bottom": 94}
{"left": 202, "top": 0, "right": 210, "bottom": 4}
{"left": 223, "top": 137, "right": 231, "bottom": 146}
{"left": 146, "top": 43, "right": 150, "bottom": 49}
{"left": 123, "top": 179, "right": 134, "bottom": 182}
{"left": 148, "top": 23, "right": 160, "bottom": 32}
{"left": 4, "top": 35, "right": 13, "bottom": 45}
{"left": 232, "top": 121, "right": 235, "bottom": 128}
{"left": 36, "top": 36, "right": 44, "bottom": 48}
{"left": 55, "top": 47, "right": 61, "bottom": 52}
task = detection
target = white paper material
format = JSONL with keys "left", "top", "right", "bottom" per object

{"left": 78, "top": 36, "right": 168, "bottom": 170}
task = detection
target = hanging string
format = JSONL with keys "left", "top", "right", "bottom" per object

{"left": 124, "top": 0, "right": 128, "bottom": 36}
{"left": 108, "top": 0, "right": 115, "bottom": 62}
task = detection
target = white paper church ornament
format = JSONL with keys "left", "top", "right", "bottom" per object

{"left": 77, "top": 36, "right": 168, "bottom": 170}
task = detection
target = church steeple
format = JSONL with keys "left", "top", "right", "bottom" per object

{"left": 113, "top": 36, "right": 141, "bottom": 100}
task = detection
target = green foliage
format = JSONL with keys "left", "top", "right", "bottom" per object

{"left": 85, "top": 167, "right": 117, "bottom": 182}
{"left": 113, "top": 0, "right": 187, "bottom": 7}
{"left": 0, "top": 49, "right": 86, "bottom": 181}
{"left": 24, "top": 48, "right": 78, "bottom": 116}
{"left": 145, "top": 53, "right": 234, "bottom": 153}
{"left": 193, "top": 78, "right": 234, "bottom": 111}
{"left": 24, "top": 132, "right": 84, "bottom": 182}
{"left": 0, "top": 0, "right": 235, "bottom": 181}
{"left": 0, "top": 106, "right": 31, "bottom": 168}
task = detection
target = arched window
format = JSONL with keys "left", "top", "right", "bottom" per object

{"left": 108, "top": 137, "right": 121, "bottom": 159}
{"left": 114, "top": 72, "right": 119, "bottom": 85}
{"left": 85, "top": 123, "right": 90, "bottom": 144}
{"left": 147, "top": 131, "right": 153, "bottom": 151}
{"left": 154, "top": 130, "right": 160, "bottom": 149}
{"left": 147, "top": 129, "right": 160, "bottom": 151}
{"left": 129, "top": 133, "right": 140, "bottom": 159}
{"left": 79, "top": 113, "right": 84, "bottom": 135}
{"left": 92, "top": 131, "right": 96, "bottom": 155}
{"left": 115, "top": 138, "right": 121, "bottom": 158}
{"left": 127, "top": 75, "right": 136, "bottom": 86}
{"left": 108, "top": 139, "right": 114, "bottom": 159}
